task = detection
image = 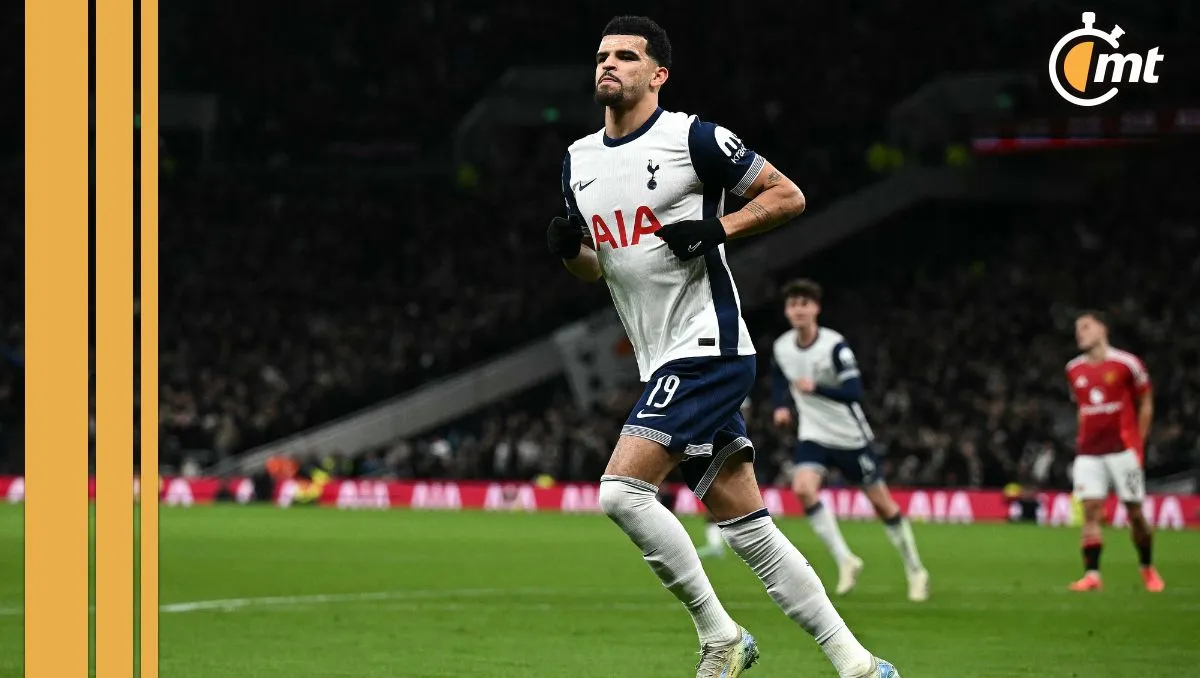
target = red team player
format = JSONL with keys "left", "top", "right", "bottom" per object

{"left": 1065, "top": 311, "right": 1164, "bottom": 592}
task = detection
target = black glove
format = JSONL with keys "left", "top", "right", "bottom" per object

{"left": 547, "top": 214, "right": 585, "bottom": 259}
{"left": 655, "top": 217, "right": 726, "bottom": 261}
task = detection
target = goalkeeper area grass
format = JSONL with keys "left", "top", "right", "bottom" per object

{"left": 0, "top": 504, "right": 1197, "bottom": 677}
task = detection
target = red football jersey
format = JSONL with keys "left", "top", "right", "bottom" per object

{"left": 1065, "top": 348, "right": 1151, "bottom": 458}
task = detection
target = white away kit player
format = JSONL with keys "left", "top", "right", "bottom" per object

{"left": 545, "top": 16, "right": 900, "bottom": 678}
{"left": 771, "top": 279, "right": 929, "bottom": 602}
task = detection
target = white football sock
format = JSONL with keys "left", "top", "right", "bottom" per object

{"left": 705, "top": 521, "right": 725, "bottom": 551}
{"left": 721, "top": 512, "right": 876, "bottom": 678}
{"left": 884, "top": 515, "right": 924, "bottom": 573}
{"left": 807, "top": 501, "right": 854, "bottom": 562}
{"left": 599, "top": 476, "right": 739, "bottom": 646}
{"left": 822, "top": 626, "right": 879, "bottom": 678}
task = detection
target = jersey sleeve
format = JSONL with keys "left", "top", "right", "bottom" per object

{"left": 813, "top": 341, "right": 863, "bottom": 404}
{"left": 560, "top": 151, "right": 582, "bottom": 219}
{"left": 831, "top": 342, "right": 861, "bottom": 382}
{"left": 687, "top": 118, "right": 766, "bottom": 197}
{"left": 1127, "top": 355, "right": 1151, "bottom": 396}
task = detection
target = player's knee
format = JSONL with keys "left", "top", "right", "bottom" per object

{"left": 792, "top": 472, "right": 821, "bottom": 504}
{"left": 598, "top": 479, "right": 629, "bottom": 520}
{"left": 598, "top": 476, "right": 655, "bottom": 523}
{"left": 792, "top": 477, "right": 818, "bottom": 505}
{"left": 795, "top": 487, "right": 820, "bottom": 508}
{"left": 1125, "top": 502, "right": 1145, "bottom": 521}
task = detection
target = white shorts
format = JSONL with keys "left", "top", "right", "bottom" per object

{"left": 1072, "top": 450, "right": 1145, "bottom": 503}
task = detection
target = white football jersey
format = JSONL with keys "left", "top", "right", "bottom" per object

{"left": 772, "top": 327, "right": 874, "bottom": 449}
{"left": 562, "top": 108, "right": 763, "bottom": 382}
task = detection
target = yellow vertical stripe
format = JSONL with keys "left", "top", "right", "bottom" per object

{"left": 139, "top": 0, "right": 160, "bottom": 674}
{"left": 96, "top": 0, "right": 135, "bottom": 675}
{"left": 24, "top": 0, "right": 91, "bottom": 675}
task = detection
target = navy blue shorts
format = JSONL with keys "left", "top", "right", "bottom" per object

{"left": 621, "top": 355, "right": 756, "bottom": 500}
{"left": 794, "top": 440, "right": 883, "bottom": 486}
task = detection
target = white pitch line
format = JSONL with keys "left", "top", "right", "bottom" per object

{"left": 161, "top": 586, "right": 554, "bottom": 613}
{"left": 0, "top": 587, "right": 556, "bottom": 617}
{"left": 0, "top": 583, "right": 1193, "bottom": 618}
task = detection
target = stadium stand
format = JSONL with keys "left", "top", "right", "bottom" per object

{"left": 145, "top": 2, "right": 1192, "bottom": 474}
{"left": 339, "top": 175, "right": 1200, "bottom": 490}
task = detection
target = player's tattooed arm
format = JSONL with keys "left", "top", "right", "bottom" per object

{"left": 720, "top": 161, "right": 805, "bottom": 240}
{"left": 743, "top": 200, "right": 772, "bottom": 223}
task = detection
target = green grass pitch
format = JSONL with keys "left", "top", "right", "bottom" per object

{"left": 0, "top": 504, "right": 1198, "bottom": 676}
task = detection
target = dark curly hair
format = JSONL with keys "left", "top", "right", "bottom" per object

{"left": 602, "top": 16, "right": 672, "bottom": 69}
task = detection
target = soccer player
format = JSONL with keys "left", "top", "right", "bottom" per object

{"left": 546, "top": 16, "right": 899, "bottom": 678}
{"left": 1065, "top": 311, "right": 1164, "bottom": 592}
{"left": 771, "top": 279, "right": 929, "bottom": 602}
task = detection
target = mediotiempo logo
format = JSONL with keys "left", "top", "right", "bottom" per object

{"left": 1048, "top": 12, "right": 1164, "bottom": 107}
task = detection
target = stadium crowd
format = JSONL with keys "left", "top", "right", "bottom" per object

{"left": 150, "top": 1, "right": 1112, "bottom": 467}
{"left": 342, "top": 180, "right": 1199, "bottom": 492}
{"left": 154, "top": 2, "right": 976, "bottom": 465}
{"left": 161, "top": 140, "right": 1195, "bottom": 486}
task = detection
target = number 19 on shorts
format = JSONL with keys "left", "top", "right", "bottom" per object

{"left": 645, "top": 375, "right": 680, "bottom": 409}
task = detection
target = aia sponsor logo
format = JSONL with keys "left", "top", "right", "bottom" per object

{"left": 590, "top": 206, "right": 662, "bottom": 249}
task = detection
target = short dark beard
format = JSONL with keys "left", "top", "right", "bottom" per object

{"left": 593, "top": 84, "right": 626, "bottom": 106}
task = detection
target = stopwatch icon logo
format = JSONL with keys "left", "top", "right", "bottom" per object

{"left": 1048, "top": 12, "right": 1164, "bottom": 107}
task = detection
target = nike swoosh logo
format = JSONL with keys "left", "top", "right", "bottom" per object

{"left": 635, "top": 410, "right": 665, "bottom": 419}
{"left": 576, "top": 178, "right": 597, "bottom": 192}
{"left": 687, "top": 242, "right": 702, "bottom": 252}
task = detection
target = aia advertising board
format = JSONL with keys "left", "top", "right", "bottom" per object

{"left": 0, "top": 476, "right": 1195, "bottom": 530}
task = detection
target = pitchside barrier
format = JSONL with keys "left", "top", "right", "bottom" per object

{"left": 2, "top": 475, "right": 1196, "bottom": 530}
